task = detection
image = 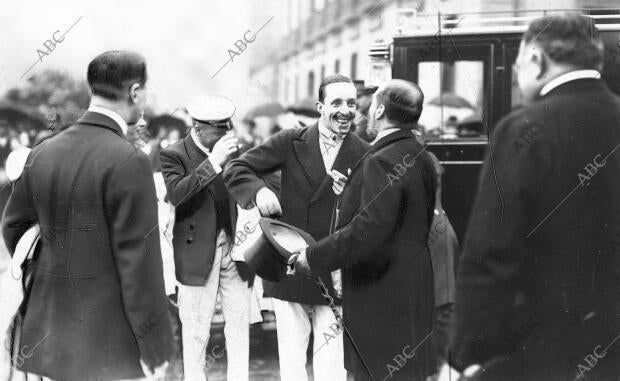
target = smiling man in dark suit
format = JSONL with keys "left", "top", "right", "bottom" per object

{"left": 441, "top": 14, "right": 620, "bottom": 381}
{"left": 224, "top": 74, "right": 368, "bottom": 381}
{"left": 294, "top": 79, "right": 437, "bottom": 381}
{"left": 2, "top": 51, "right": 173, "bottom": 380}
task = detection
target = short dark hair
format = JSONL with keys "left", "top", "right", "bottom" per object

{"left": 87, "top": 51, "right": 147, "bottom": 101}
{"left": 375, "top": 79, "right": 424, "bottom": 125}
{"left": 523, "top": 14, "right": 603, "bottom": 70}
{"left": 318, "top": 74, "right": 353, "bottom": 103}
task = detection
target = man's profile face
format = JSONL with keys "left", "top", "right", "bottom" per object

{"left": 357, "top": 94, "right": 373, "bottom": 115}
{"left": 127, "top": 82, "right": 148, "bottom": 124}
{"left": 318, "top": 82, "right": 357, "bottom": 135}
{"left": 515, "top": 41, "right": 545, "bottom": 102}
{"left": 366, "top": 88, "right": 384, "bottom": 140}
{"left": 127, "top": 113, "right": 147, "bottom": 146}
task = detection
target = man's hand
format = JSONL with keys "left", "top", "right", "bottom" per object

{"left": 437, "top": 362, "right": 461, "bottom": 381}
{"left": 293, "top": 247, "right": 312, "bottom": 276}
{"left": 210, "top": 133, "right": 239, "bottom": 166}
{"left": 329, "top": 169, "right": 349, "bottom": 196}
{"left": 140, "top": 359, "right": 168, "bottom": 381}
{"left": 437, "top": 362, "right": 482, "bottom": 381}
{"left": 255, "top": 187, "right": 282, "bottom": 217}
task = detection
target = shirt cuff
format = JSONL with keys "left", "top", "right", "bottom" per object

{"left": 208, "top": 157, "right": 222, "bottom": 174}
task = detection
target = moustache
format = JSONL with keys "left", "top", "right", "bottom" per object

{"left": 333, "top": 113, "right": 354, "bottom": 121}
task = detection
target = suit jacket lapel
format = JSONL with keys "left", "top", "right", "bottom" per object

{"left": 292, "top": 124, "right": 326, "bottom": 189}
{"left": 332, "top": 133, "right": 365, "bottom": 175}
{"left": 310, "top": 133, "right": 366, "bottom": 204}
{"left": 76, "top": 111, "right": 124, "bottom": 138}
{"left": 184, "top": 134, "right": 211, "bottom": 170}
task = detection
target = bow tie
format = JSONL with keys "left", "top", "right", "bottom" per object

{"left": 321, "top": 132, "right": 345, "bottom": 143}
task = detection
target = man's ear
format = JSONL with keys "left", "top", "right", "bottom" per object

{"left": 375, "top": 104, "right": 386, "bottom": 120}
{"left": 129, "top": 83, "right": 141, "bottom": 104}
{"left": 531, "top": 45, "right": 547, "bottom": 81}
{"left": 316, "top": 101, "right": 324, "bottom": 114}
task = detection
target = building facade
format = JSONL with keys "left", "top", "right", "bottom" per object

{"left": 249, "top": 0, "right": 618, "bottom": 107}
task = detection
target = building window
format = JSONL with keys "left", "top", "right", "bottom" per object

{"left": 350, "top": 53, "right": 358, "bottom": 80}
{"left": 294, "top": 75, "right": 299, "bottom": 102}
{"left": 299, "top": 0, "right": 309, "bottom": 24}
{"left": 334, "top": 59, "right": 340, "bottom": 74}
{"left": 284, "top": 78, "right": 289, "bottom": 104}
{"left": 308, "top": 71, "right": 315, "bottom": 97}
{"left": 291, "top": 0, "right": 300, "bottom": 29}
{"left": 320, "top": 65, "right": 326, "bottom": 80}
{"left": 368, "top": 7, "right": 383, "bottom": 31}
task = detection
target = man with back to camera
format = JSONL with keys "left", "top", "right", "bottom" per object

{"left": 440, "top": 14, "right": 620, "bottom": 380}
{"left": 2, "top": 51, "right": 173, "bottom": 380}
{"left": 224, "top": 74, "right": 369, "bottom": 381}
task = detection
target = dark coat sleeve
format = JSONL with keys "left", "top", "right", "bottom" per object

{"left": 160, "top": 148, "right": 219, "bottom": 207}
{"left": 104, "top": 152, "right": 173, "bottom": 369}
{"left": 223, "top": 129, "right": 293, "bottom": 209}
{"left": 451, "top": 114, "right": 553, "bottom": 370}
{"left": 307, "top": 155, "right": 403, "bottom": 273}
{"left": 2, "top": 153, "right": 37, "bottom": 254}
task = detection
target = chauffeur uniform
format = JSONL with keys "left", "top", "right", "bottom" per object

{"left": 160, "top": 96, "right": 253, "bottom": 381}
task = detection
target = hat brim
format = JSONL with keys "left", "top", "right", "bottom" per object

{"left": 244, "top": 218, "right": 316, "bottom": 282}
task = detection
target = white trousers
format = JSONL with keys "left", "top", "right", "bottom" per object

{"left": 272, "top": 299, "right": 347, "bottom": 381}
{"left": 178, "top": 234, "right": 250, "bottom": 381}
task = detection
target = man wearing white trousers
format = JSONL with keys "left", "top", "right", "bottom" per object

{"left": 160, "top": 95, "right": 254, "bottom": 381}
{"left": 225, "top": 75, "right": 369, "bottom": 381}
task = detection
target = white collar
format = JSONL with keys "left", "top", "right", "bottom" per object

{"left": 371, "top": 127, "right": 400, "bottom": 145}
{"left": 318, "top": 123, "right": 346, "bottom": 142}
{"left": 190, "top": 128, "right": 211, "bottom": 155}
{"left": 540, "top": 70, "right": 601, "bottom": 96}
{"left": 87, "top": 105, "right": 128, "bottom": 136}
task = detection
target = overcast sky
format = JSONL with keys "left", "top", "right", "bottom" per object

{"left": 0, "top": 0, "right": 282, "bottom": 116}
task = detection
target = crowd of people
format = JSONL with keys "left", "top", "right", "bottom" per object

{"left": 1, "top": 12, "right": 619, "bottom": 381}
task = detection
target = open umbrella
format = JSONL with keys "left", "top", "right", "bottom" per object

{"left": 244, "top": 102, "right": 286, "bottom": 120}
{"left": 457, "top": 110, "right": 482, "bottom": 127}
{"left": 148, "top": 114, "right": 188, "bottom": 137}
{"left": 0, "top": 105, "right": 47, "bottom": 131}
{"left": 287, "top": 97, "right": 319, "bottom": 118}
{"left": 457, "top": 110, "right": 484, "bottom": 136}
{"left": 428, "top": 93, "right": 474, "bottom": 109}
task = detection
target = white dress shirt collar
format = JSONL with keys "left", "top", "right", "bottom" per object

{"left": 87, "top": 105, "right": 128, "bottom": 136}
{"left": 540, "top": 69, "right": 601, "bottom": 97}
{"left": 190, "top": 128, "right": 211, "bottom": 155}
{"left": 317, "top": 124, "right": 345, "bottom": 171}
{"left": 318, "top": 123, "right": 346, "bottom": 142}
{"left": 371, "top": 127, "right": 400, "bottom": 145}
